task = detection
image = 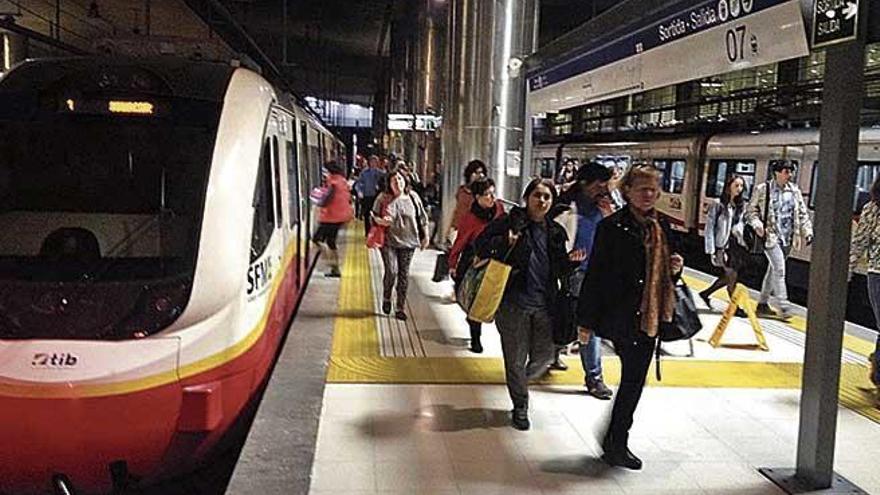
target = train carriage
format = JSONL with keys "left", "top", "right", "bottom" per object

{"left": 540, "top": 137, "right": 704, "bottom": 232}
{"left": 533, "top": 127, "right": 880, "bottom": 288}
{"left": 0, "top": 57, "right": 343, "bottom": 495}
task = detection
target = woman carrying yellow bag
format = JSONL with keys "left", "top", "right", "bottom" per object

{"left": 474, "top": 178, "right": 582, "bottom": 430}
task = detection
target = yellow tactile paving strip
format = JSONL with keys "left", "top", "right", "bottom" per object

{"left": 329, "top": 227, "right": 380, "bottom": 358}
{"left": 325, "top": 227, "right": 879, "bottom": 422}
{"left": 680, "top": 274, "right": 877, "bottom": 358}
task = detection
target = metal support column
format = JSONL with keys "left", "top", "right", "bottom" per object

{"left": 760, "top": 0, "right": 868, "bottom": 492}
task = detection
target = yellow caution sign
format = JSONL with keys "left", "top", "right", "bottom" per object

{"left": 708, "top": 284, "right": 769, "bottom": 351}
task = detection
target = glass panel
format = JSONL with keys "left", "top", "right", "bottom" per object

{"left": 250, "top": 139, "right": 274, "bottom": 262}
{"left": 707, "top": 159, "right": 756, "bottom": 198}
{"left": 0, "top": 108, "right": 216, "bottom": 281}
{"left": 272, "top": 136, "right": 282, "bottom": 228}
{"left": 809, "top": 162, "right": 819, "bottom": 210}
{"left": 706, "top": 160, "right": 729, "bottom": 197}
{"left": 287, "top": 138, "right": 300, "bottom": 227}
{"left": 669, "top": 160, "right": 686, "bottom": 194}
{"left": 855, "top": 162, "right": 880, "bottom": 213}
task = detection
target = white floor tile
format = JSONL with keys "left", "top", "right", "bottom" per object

{"left": 374, "top": 459, "right": 456, "bottom": 490}
{"left": 609, "top": 461, "right": 699, "bottom": 492}
{"left": 680, "top": 461, "right": 781, "bottom": 492}
{"left": 312, "top": 382, "right": 880, "bottom": 495}
{"left": 310, "top": 461, "right": 375, "bottom": 492}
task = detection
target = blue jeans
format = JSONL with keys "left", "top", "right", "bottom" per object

{"left": 866, "top": 273, "right": 880, "bottom": 384}
{"left": 580, "top": 335, "right": 603, "bottom": 383}
{"left": 571, "top": 270, "right": 603, "bottom": 383}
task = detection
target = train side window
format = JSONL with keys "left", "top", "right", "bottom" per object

{"left": 272, "top": 136, "right": 282, "bottom": 228}
{"left": 537, "top": 158, "right": 555, "bottom": 179}
{"left": 653, "top": 159, "right": 669, "bottom": 189}
{"left": 251, "top": 138, "right": 275, "bottom": 262}
{"left": 668, "top": 160, "right": 685, "bottom": 194}
{"left": 808, "top": 162, "right": 819, "bottom": 209}
{"left": 287, "top": 138, "right": 300, "bottom": 227}
{"left": 707, "top": 159, "right": 756, "bottom": 199}
{"left": 806, "top": 161, "right": 879, "bottom": 212}
{"left": 706, "top": 160, "right": 729, "bottom": 198}
{"left": 855, "top": 162, "right": 880, "bottom": 213}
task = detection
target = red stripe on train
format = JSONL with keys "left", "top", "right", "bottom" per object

{"left": 0, "top": 254, "right": 311, "bottom": 495}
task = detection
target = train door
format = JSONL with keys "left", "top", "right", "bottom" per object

{"left": 283, "top": 117, "right": 303, "bottom": 286}
{"left": 299, "top": 120, "right": 312, "bottom": 263}
{"left": 271, "top": 133, "right": 287, "bottom": 245}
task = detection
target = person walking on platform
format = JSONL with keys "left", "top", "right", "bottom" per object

{"left": 577, "top": 166, "right": 683, "bottom": 470}
{"left": 557, "top": 162, "right": 614, "bottom": 398}
{"left": 700, "top": 175, "right": 749, "bottom": 316}
{"left": 314, "top": 161, "right": 354, "bottom": 278}
{"left": 449, "top": 160, "right": 488, "bottom": 241}
{"left": 850, "top": 175, "right": 880, "bottom": 387}
{"left": 746, "top": 160, "right": 812, "bottom": 320}
{"left": 355, "top": 155, "right": 385, "bottom": 237}
{"left": 372, "top": 170, "right": 429, "bottom": 321}
{"left": 448, "top": 177, "right": 504, "bottom": 353}
{"left": 475, "top": 178, "right": 581, "bottom": 431}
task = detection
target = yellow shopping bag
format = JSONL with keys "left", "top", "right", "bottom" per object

{"left": 467, "top": 258, "right": 513, "bottom": 323}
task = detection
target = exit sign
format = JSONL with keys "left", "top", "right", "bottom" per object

{"left": 812, "top": 0, "right": 860, "bottom": 48}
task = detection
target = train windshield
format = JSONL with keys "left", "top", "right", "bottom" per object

{"left": 0, "top": 62, "right": 227, "bottom": 283}
{"left": 0, "top": 60, "right": 231, "bottom": 340}
{"left": 0, "top": 118, "right": 216, "bottom": 282}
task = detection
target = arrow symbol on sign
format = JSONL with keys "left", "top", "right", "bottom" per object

{"left": 843, "top": 1, "right": 858, "bottom": 20}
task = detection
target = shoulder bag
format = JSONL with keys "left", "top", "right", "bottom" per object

{"left": 366, "top": 196, "right": 391, "bottom": 249}
{"left": 742, "top": 181, "right": 770, "bottom": 255}
{"left": 655, "top": 280, "right": 703, "bottom": 381}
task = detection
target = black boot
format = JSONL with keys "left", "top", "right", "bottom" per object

{"left": 602, "top": 433, "right": 642, "bottom": 470}
{"left": 549, "top": 349, "right": 568, "bottom": 371}
{"left": 698, "top": 290, "right": 713, "bottom": 309}
{"left": 511, "top": 407, "right": 530, "bottom": 431}
{"left": 468, "top": 320, "right": 483, "bottom": 353}
{"left": 602, "top": 447, "right": 643, "bottom": 470}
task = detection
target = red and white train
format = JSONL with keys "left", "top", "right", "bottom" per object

{"left": 0, "top": 57, "right": 342, "bottom": 494}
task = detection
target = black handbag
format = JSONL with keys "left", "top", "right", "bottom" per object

{"left": 655, "top": 281, "right": 703, "bottom": 381}
{"left": 659, "top": 281, "right": 703, "bottom": 342}
{"left": 432, "top": 252, "right": 450, "bottom": 282}
{"left": 742, "top": 181, "right": 770, "bottom": 255}
{"left": 552, "top": 292, "right": 578, "bottom": 346}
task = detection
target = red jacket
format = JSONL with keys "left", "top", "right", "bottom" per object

{"left": 319, "top": 173, "right": 354, "bottom": 224}
{"left": 451, "top": 185, "right": 474, "bottom": 230}
{"left": 448, "top": 200, "right": 504, "bottom": 272}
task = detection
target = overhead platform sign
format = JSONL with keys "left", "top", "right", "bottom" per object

{"left": 812, "top": 0, "right": 860, "bottom": 48}
{"left": 527, "top": 0, "right": 810, "bottom": 115}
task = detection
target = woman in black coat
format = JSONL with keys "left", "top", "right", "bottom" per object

{"left": 474, "top": 178, "right": 581, "bottom": 431}
{"left": 576, "top": 166, "right": 683, "bottom": 470}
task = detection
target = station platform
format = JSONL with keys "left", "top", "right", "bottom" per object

{"left": 234, "top": 224, "right": 880, "bottom": 495}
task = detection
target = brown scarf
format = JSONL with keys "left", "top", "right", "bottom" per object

{"left": 632, "top": 208, "right": 676, "bottom": 337}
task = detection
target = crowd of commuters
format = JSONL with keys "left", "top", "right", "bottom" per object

{"left": 318, "top": 149, "right": 880, "bottom": 470}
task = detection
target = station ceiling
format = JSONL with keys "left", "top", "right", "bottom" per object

{"left": 1, "top": 0, "right": 615, "bottom": 106}
{"left": 185, "top": 0, "right": 613, "bottom": 106}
